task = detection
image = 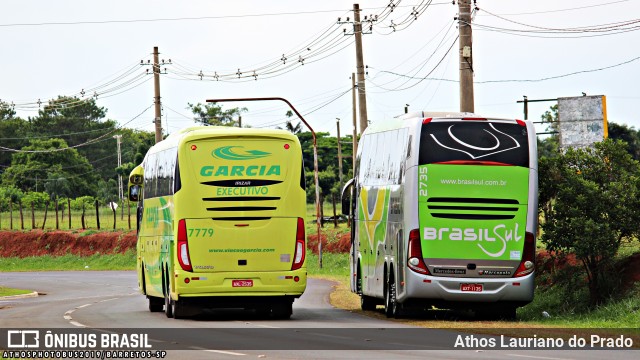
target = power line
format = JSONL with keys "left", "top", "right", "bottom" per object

{"left": 0, "top": 104, "right": 154, "bottom": 153}
{"left": 370, "top": 54, "right": 640, "bottom": 84}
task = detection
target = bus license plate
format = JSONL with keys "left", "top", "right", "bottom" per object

{"left": 232, "top": 280, "right": 253, "bottom": 287}
{"left": 460, "top": 283, "right": 483, "bottom": 292}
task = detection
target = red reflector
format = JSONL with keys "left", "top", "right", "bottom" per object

{"left": 513, "top": 282, "right": 521, "bottom": 286}
{"left": 423, "top": 279, "right": 431, "bottom": 283}
{"left": 184, "top": 278, "right": 190, "bottom": 284}
{"left": 191, "top": 277, "right": 200, "bottom": 280}
{"left": 235, "top": 224, "right": 249, "bottom": 227}
{"left": 284, "top": 144, "right": 290, "bottom": 149}
{"left": 422, "top": 117, "right": 433, "bottom": 124}
{"left": 191, "top": 145, "right": 197, "bottom": 150}
{"left": 285, "top": 276, "right": 293, "bottom": 279}
{"left": 461, "top": 117, "right": 487, "bottom": 121}
{"left": 516, "top": 119, "right": 526, "bottom": 127}
{"left": 294, "top": 276, "right": 300, "bottom": 282}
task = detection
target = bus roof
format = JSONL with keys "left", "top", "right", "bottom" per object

{"left": 147, "top": 126, "right": 299, "bottom": 154}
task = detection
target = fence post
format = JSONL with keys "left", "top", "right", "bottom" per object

{"left": 68, "top": 198, "right": 72, "bottom": 229}
{"left": 55, "top": 198, "right": 59, "bottom": 230}
{"left": 127, "top": 198, "right": 131, "bottom": 230}
{"left": 31, "top": 202, "right": 35, "bottom": 229}
{"left": 81, "top": 203, "right": 86, "bottom": 230}
{"left": 95, "top": 200, "right": 100, "bottom": 230}
{"left": 19, "top": 201, "right": 24, "bottom": 230}
{"left": 42, "top": 200, "right": 49, "bottom": 230}
{"left": 332, "top": 194, "right": 338, "bottom": 228}
{"left": 10, "top": 200, "right": 13, "bottom": 230}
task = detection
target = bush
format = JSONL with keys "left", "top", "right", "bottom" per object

{"left": 540, "top": 139, "right": 640, "bottom": 305}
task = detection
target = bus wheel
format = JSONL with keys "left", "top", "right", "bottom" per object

{"left": 172, "top": 299, "right": 188, "bottom": 319}
{"left": 164, "top": 272, "right": 173, "bottom": 318}
{"left": 272, "top": 300, "right": 293, "bottom": 319}
{"left": 360, "top": 295, "right": 376, "bottom": 311}
{"left": 385, "top": 274, "right": 400, "bottom": 318}
{"left": 148, "top": 297, "right": 163, "bottom": 312}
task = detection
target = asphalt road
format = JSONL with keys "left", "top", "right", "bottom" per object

{"left": 0, "top": 271, "right": 636, "bottom": 359}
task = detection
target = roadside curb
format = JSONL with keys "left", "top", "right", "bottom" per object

{"left": 0, "top": 291, "right": 39, "bottom": 300}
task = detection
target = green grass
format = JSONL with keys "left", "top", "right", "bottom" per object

{"left": 0, "top": 206, "right": 137, "bottom": 231}
{"left": 0, "top": 286, "right": 32, "bottom": 297}
{"left": 306, "top": 252, "right": 350, "bottom": 278}
{"left": 0, "top": 251, "right": 137, "bottom": 272}
{"left": 518, "top": 282, "right": 640, "bottom": 328}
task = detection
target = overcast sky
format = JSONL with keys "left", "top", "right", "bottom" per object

{"left": 1, "top": 0, "right": 638, "bottom": 137}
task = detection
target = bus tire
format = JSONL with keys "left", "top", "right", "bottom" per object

{"left": 148, "top": 297, "right": 164, "bottom": 312}
{"left": 360, "top": 295, "right": 376, "bottom": 311}
{"left": 272, "top": 300, "right": 293, "bottom": 319}
{"left": 385, "top": 273, "right": 400, "bottom": 318}
{"left": 172, "top": 299, "right": 188, "bottom": 319}
{"left": 164, "top": 271, "right": 173, "bottom": 318}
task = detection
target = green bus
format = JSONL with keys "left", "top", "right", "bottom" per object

{"left": 128, "top": 126, "right": 307, "bottom": 319}
{"left": 342, "top": 112, "right": 538, "bottom": 319}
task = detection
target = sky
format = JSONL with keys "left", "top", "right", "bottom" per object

{"left": 1, "top": 0, "right": 639, "bottom": 138}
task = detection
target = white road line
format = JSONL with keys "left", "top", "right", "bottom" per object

{"left": 69, "top": 321, "right": 86, "bottom": 327}
{"left": 507, "top": 354, "right": 573, "bottom": 360}
{"left": 100, "top": 297, "right": 119, "bottom": 302}
{"left": 253, "top": 324, "right": 280, "bottom": 329}
{"left": 203, "top": 350, "right": 246, "bottom": 356}
{"left": 76, "top": 303, "right": 92, "bottom": 309}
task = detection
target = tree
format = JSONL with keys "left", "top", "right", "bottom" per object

{"left": 29, "top": 96, "right": 118, "bottom": 182}
{"left": 608, "top": 122, "right": 640, "bottom": 160}
{"left": 1, "top": 138, "right": 99, "bottom": 197}
{"left": 278, "top": 110, "right": 302, "bottom": 134}
{"left": 0, "top": 103, "right": 30, "bottom": 175}
{"left": 540, "top": 139, "right": 640, "bottom": 305}
{"left": 187, "top": 102, "right": 247, "bottom": 126}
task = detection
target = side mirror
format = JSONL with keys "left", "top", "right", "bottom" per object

{"left": 341, "top": 178, "right": 355, "bottom": 216}
{"left": 129, "top": 185, "right": 141, "bottom": 202}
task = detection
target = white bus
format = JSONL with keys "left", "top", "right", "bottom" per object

{"left": 342, "top": 112, "right": 538, "bottom": 319}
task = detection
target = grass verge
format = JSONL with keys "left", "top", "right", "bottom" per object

{"left": 0, "top": 286, "right": 32, "bottom": 297}
{"left": 0, "top": 251, "right": 136, "bottom": 271}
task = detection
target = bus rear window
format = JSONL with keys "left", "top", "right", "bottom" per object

{"left": 419, "top": 121, "right": 529, "bottom": 167}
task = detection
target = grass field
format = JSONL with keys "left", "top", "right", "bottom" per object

{"left": 0, "top": 204, "right": 137, "bottom": 231}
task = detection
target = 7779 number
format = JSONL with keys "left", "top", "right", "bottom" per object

{"left": 188, "top": 228, "right": 214, "bottom": 237}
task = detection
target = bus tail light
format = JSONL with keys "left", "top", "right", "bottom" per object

{"left": 292, "top": 217, "right": 305, "bottom": 270}
{"left": 177, "top": 219, "right": 193, "bottom": 272}
{"left": 513, "top": 232, "right": 535, "bottom": 277}
{"left": 408, "top": 229, "right": 430, "bottom": 275}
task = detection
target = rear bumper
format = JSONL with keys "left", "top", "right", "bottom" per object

{"left": 400, "top": 271, "right": 534, "bottom": 306}
{"left": 172, "top": 268, "right": 307, "bottom": 299}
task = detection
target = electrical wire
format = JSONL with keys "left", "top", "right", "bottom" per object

{"left": 0, "top": 104, "right": 154, "bottom": 153}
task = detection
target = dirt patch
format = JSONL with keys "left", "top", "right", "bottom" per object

{"left": 307, "top": 232, "right": 351, "bottom": 254}
{"left": 0, "top": 230, "right": 137, "bottom": 258}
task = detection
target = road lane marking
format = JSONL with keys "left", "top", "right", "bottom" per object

{"left": 204, "top": 350, "right": 246, "bottom": 356}
{"left": 507, "top": 354, "right": 573, "bottom": 360}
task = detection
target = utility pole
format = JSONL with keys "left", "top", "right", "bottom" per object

{"left": 238, "top": 115, "right": 242, "bottom": 128}
{"left": 153, "top": 46, "right": 163, "bottom": 143}
{"left": 353, "top": 4, "right": 369, "bottom": 133}
{"left": 113, "top": 135, "right": 123, "bottom": 201}
{"left": 458, "top": 0, "right": 475, "bottom": 113}
{"left": 351, "top": 73, "right": 358, "bottom": 173}
{"left": 336, "top": 118, "right": 343, "bottom": 192}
